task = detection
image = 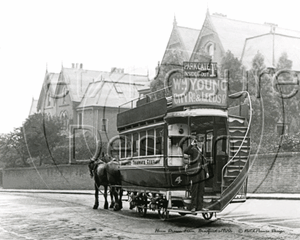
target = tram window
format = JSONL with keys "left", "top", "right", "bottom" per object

{"left": 169, "top": 136, "right": 183, "bottom": 156}
{"left": 156, "top": 128, "right": 164, "bottom": 154}
{"left": 133, "top": 133, "right": 138, "bottom": 157}
{"left": 190, "top": 116, "right": 213, "bottom": 134}
{"left": 216, "top": 139, "right": 227, "bottom": 156}
{"left": 140, "top": 131, "right": 146, "bottom": 156}
{"left": 206, "top": 132, "right": 213, "bottom": 155}
{"left": 120, "top": 136, "right": 126, "bottom": 158}
{"left": 147, "top": 129, "right": 154, "bottom": 155}
{"left": 126, "top": 135, "right": 132, "bottom": 158}
{"left": 216, "top": 127, "right": 227, "bottom": 156}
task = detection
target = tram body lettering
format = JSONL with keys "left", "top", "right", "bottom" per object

{"left": 133, "top": 160, "right": 146, "bottom": 165}
{"left": 132, "top": 159, "right": 161, "bottom": 165}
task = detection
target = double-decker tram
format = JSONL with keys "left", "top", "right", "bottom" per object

{"left": 109, "top": 62, "right": 252, "bottom": 220}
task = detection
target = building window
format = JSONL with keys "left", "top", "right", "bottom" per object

{"left": 101, "top": 118, "right": 108, "bottom": 132}
{"left": 60, "top": 111, "right": 69, "bottom": 130}
{"left": 206, "top": 43, "right": 214, "bottom": 58}
{"left": 114, "top": 84, "right": 123, "bottom": 94}
{"left": 62, "top": 87, "right": 67, "bottom": 104}
{"left": 46, "top": 93, "right": 51, "bottom": 107}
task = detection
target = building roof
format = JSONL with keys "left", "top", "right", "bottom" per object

{"left": 77, "top": 80, "right": 148, "bottom": 109}
{"left": 176, "top": 26, "right": 200, "bottom": 59}
{"left": 241, "top": 33, "right": 300, "bottom": 70}
{"left": 209, "top": 13, "right": 300, "bottom": 60}
{"left": 58, "top": 67, "right": 149, "bottom": 103}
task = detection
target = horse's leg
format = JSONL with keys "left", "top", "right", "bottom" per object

{"left": 93, "top": 183, "right": 99, "bottom": 209}
{"left": 112, "top": 187, "right": 121, "bottom": 211}
{"left": 109, "top": 186, "right": 115, "bottom": 208}
{"left": 119, "top": 188, "right": 123, "bottom": 210}
{"left": 104, "top": 185, "right": 108, "bottom": 209}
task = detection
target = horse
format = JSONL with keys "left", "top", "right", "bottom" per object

{"left": 88, "top": 155, "right": 123, "bottom": 211}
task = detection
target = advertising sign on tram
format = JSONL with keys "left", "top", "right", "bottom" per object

{"left": 172, "top": 62, "right": 228, "bottom": 108}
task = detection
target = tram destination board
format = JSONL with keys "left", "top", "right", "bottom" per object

{"left": 183, "top": 62, "right": 217, "bottom": 78}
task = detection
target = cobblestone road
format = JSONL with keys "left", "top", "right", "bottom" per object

{"left": 0, "top": 192, "right": 299, "bottom": 240}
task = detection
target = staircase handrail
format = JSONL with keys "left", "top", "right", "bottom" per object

{"left": 221, "top": 91, "right": 253, "bottom": 190}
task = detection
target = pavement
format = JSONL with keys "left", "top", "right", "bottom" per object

{"left": 0, "top": 187, "right": 300, "bottom": 200}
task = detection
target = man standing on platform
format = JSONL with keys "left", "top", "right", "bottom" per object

{"left": 184, "top": 134, "right": 209, "bottom": 212}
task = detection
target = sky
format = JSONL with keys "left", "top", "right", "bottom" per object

{"left": 0, "top": 0, "right": 300, "bottom": 134}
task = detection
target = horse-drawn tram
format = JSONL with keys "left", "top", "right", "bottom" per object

{"left": 110, "top": 63, "right": 252, "bottom": 220}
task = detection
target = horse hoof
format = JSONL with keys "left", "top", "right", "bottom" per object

{"left": 113, "top": 203, "right": 120, "bottom": 211}
{"left": 93, "top": 205, "right": 98, "bottom": 209}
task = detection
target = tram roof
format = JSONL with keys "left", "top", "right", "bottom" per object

{"left": 165, "top": 108, "right": 228, "bottom": 119}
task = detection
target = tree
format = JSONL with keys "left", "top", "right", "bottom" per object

{"left": 22, "top": 113, "right": 66, "bottom": 166}
{"left": 277, "top": 52, "right": 292, "bottom": 70}
{"left": 220, "top": 51, "right": 243, "bottom": 94}
{"left": 247, "top": 52, "right": 297, "bottom": 153}
{"left": 0, "top": 113, "right": 68, "bottom": 168}
{"left": 0, "top": 128, "right": 30, "bottom": 167}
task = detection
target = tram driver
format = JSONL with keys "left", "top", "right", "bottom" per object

{"left": 183, "top": 134, "right": 209, "bottom": 212}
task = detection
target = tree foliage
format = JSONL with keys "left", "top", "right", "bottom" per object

{"left": 0, "top": 113, "right": 68, "bottom": 168}
{"left": 220, "top": 51, "right": 243, "bottom": 94}
{"left": 23, "top": 113, "right": 68, "bottom": 166}
{"left": 0, "top": 128, "right": 30, "bottom": 167}
{"left": 248, "top": 51, "right": 300, "bottom": 153}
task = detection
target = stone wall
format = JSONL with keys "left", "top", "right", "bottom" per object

{"left": 2, "top": 152, "right": 300, "bottom": 192}
{"left": 2, "top": 164, "right": 94, "bottom": 190}
{"left": 247, "top": 152, "right": 300, "bottom": 193}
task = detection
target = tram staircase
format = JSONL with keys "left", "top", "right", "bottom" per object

{"left": 224, "top": 115, "right": 250, "bottom": 190}
{"left": 205, "top": 115, "right": 251, "bottom": 211}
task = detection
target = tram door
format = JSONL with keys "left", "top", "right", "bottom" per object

{"left": 190, "top": 116, "right": 228, "bottom": 193}
{"left": 213, "top": 117, "right": 228, "bottom": 193}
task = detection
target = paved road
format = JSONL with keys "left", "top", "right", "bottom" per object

{"left": 219, "top": 199, "right": 300, "bottom": 234}
{"left": 0, "top": 192, "right": 299, "bottom": 240}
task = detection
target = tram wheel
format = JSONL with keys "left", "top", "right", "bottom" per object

{"left": 202, "top": 212, "right": 213, "bottom": 220}
{"left": 178, "top": 212, "right": 187, "bottom": 216}
{"left": 137, "top": 206, "right": 147, "bottom": 217}
{"left": 158, "top": 208, "right": 169, "bottom": 221}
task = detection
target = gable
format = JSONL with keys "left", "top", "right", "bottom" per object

{"left": 37, "top": 72, "right": 59, "bottom": 111}
{"left": 161, "top": 26, "right": 188, "bottom": 65}
{"left": 191, "top": 15, "right": 220, "bottom": 62}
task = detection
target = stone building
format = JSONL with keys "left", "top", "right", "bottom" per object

{"left": 151, "top": 10, "right": 300, "bottom": 135}
{"left": 36, "top": 64, "right": 149, "bottom": 148}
